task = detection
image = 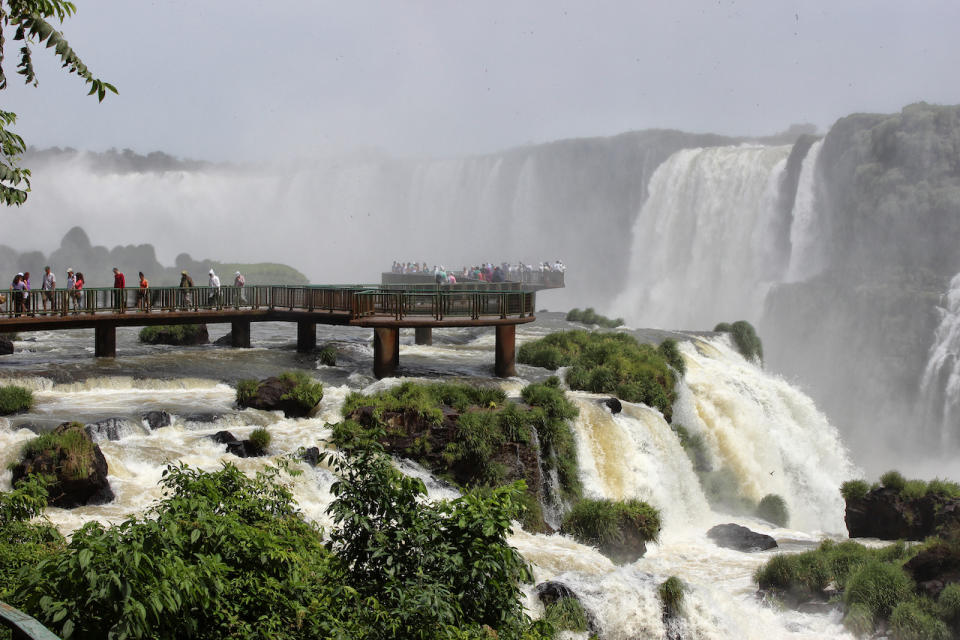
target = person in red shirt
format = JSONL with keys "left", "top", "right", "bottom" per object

{"left": 112, "top": 267, "right": 126, "bottom": 311}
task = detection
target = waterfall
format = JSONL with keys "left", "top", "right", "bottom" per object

{"left": 784, "top": 140, "right": 825, "bottom": 282}
{"left": 920, "top": 272, "right": 960, "bottom": 448}
{"left": 611, "top": 144, "right": 791, "bottom": 330}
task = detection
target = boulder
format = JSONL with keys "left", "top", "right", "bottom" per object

{"left": 844, "top": 486, "right": 960, "bottom": 540}
{"left": 184, "top": 413, "right": 222, "bottom": 424}
{"left": 12, "top": 421, "right": 114, "bottom": 508}
{"left": 209, "top": 430, "right": 237, "bottom": 444}
{"left": 239, "top": 376, "right": 321, "bottom": 418}
{"left": 140, "top": 324, "right": 209, "bottom": 346}
{"left": 603, "top": 397, "right": 622, "bottom": 414}
{"left": 142, "top": 410, "right": 172, "bottom": 430}
{"left": 84, "top": 417, "right": 136, "bottom": 443}
{"left": 214, "top": 332, "right": 233, "bottom": 346}
{"left": 0, "top": 335, "right": 13, "bottom": 355}
{"left": 707, "top": 523, "right": 778, "bottom": 552}
{"left": 904, "top": 542, "right": 960, "bottom": 599}
{"left": 301, "top": 446, "right": 321, "bottom": 466}
{"left": 225, "top": 439, "right": 268, "bottom": 458}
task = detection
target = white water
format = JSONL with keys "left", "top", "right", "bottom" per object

{"left": 0, "top": 324, "right": 858, "bottom": 638}
{"left": 920, "top": 272, "right": 960, "bottom": 449}
{"left": 784, "top": 141, "right": 826, "bottom": 283}
{"left": 611, "top": 144, "right": 791, "bottom": 330}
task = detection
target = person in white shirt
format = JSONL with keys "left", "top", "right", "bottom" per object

{"left": 41, "top": 265, "right": 56, "bottom": 311}
{"left": 208, "top": 269, "right": 221, "bottom": 306}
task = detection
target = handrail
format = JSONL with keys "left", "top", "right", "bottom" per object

{"left": 0, "top": 285, "right": 536, "bottom": 323}
{"left": 0, "top": 601, "right": 61, "bottom": 640}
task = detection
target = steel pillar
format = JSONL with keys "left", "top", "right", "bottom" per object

{"left": 231, "top": 320, "right": 251, "bottom": 348}
{"left": 414, "top": 327, "right": 432, "bottom": 345}
{"left": 373, "top": 327, "right": 399, "bottom": 378}
{"left": 94, "top": 324, "right": 116, "bottom": 358}
{"left": 296, "top": 320, "right": 316, "bottom": 353}
{"left": 495, "top": 324, "right": 516, "bottom": 378}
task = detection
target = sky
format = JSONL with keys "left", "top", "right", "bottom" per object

{"left": 3, "top": 0, "right": 960, "bottom": 162}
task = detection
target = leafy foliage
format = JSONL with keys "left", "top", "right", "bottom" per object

{"left": 714, "top": 320, "right": 764, "bottom": 362}
{"left": 278, "top": 371, "right": 324, "bottom": 413}
{"left": 521, "top": 378, "right": 581, "bottom": 501}
{"left": 755, "top": 493, "right": 789, "bottom": 527}
{"left": 565, "top": 307, "right": 623, "bottom": 328}
{"left": 0, "top": 476, "right": 64, "bottom": 605}
{"left": 518, "top": 330, "right": 679, "bottom": 421}
{"left": 657, "top": 338, "right": 686, "bottom": 376}
{"left": 0, "top": 0, "right": 116, "bottom": 205}
{"left": 0, "top": 383, "right": 32, "bottom": 414}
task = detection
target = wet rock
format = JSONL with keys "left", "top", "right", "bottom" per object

{"left": 84, "top": 417, "right": 135, "bottom": 443}
{"left": 139, "top": 324, "right": 209, "bottom": 345}
{"left": 904, "top": 542, "right": 960, "bottom": 599}
{"left": 707, "top": 523, "right": 778, "bottom": 552}
{"left": 301, "top": 446, "right": 320, "bottom": 466}
{"left": 184, "top": 413, "right": 222, "bottom": 424}
{"left": 142, "top": 410, "right": 172, "bottom": 430}
{"left": 225, "top": 439, "right": 268, "bottom": 458}
{"left": 844, "top": 486, "right": 960, "bottom": 540}
{"left": 535, "top": 581, "right": 598, "bottom": 634}
{"left": 210, "top": 430, "right": 237, "bottom": 444}
{"left": 238, "top": 376, "right": 322, "bottom": 418}
{"left": 0, "top": 335, "right": 13, "bottom": 355}
{"left": 214, "top": 332, "right": 233, "bottom": 346}
{"left": 603, "top": 397, "right": 622, "bottom": 414}
{"left": 12, "top": 421, "right": 114, "bottom": 508}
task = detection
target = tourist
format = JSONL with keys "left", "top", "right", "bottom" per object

{"left": 66, "top": 268, "right": 77, "bottom": 312}
{"left": 137, "top": 272, "right": 149, "bottom": 310}
{"left": 208, "top": 269, "right": 221, "bottom": 306}
{"left": 179, "top": 270, "right": 194, "bottom": 308}
{"left": 41, "top": 265, "right": 56, "bottom": 312}
{"left": 112, "top": 267, "right": 126, "bottom": 311}
{"left": 22, "top": 271, "right": 30, "bottom": 313}
{"left": 11, "top": 273, "right": 25, "bottom": 316}
{"left": 74, "top": 272, "right": 85, "bottom": 311}
{"left": 234, "top": 270, "right": 246, "bottom": 304}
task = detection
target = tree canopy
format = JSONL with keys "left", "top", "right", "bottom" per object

{"left": 0, "top": 0, "right": 116, "bottom": 205}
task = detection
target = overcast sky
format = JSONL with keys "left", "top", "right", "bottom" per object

{"left": 4, "top": 0, "right": 959, "bottom": 162}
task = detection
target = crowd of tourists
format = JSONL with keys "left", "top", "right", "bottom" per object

{"left": 390, "top": 260, "right": 566, "bottom": 284}
{"left": 4, "top": 266, "right": 246, "bottom": 315}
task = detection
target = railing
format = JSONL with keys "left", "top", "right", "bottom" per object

{"left": 0, "top": 601, "right": 60, "bottom": 640}
{"left": 0, "top": 285, "right": 536, "bottom": 323}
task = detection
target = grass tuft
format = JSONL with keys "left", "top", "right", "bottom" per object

{"left": 0, "top": 385, "right": 33, "bottom": 415}
{"left": 247, "top": 428, "right": 271, "bottom": 454}
{"left": 756, "top": 494, "right": 789, "bottom": 527}
{"left": 658, "top": 576, "right": 686, "bottom": 617}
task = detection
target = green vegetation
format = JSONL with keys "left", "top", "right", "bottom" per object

{"left": 278, "top": 371, "right": 324, "bottom": 414}
{"left": 248, "top": 428, "right": 271, "bottom": 454}
{"left": 20, "top": 422, "right": 95, "bottom": 481}
{"left": 756, "top": 494, "right": 789, "bottom": 527}
{"left": 881, "top": 469, "right": 908, "bottom": 492}
{"left": 0, "top": 384, "right": 32, "bottom": 415}
{"left": 566, "top": 307, "right": 624, "bottom": 328}
{"left": 3, "top": 445, "right": 553, "bottom": 640}
{"left": 841, "top": 479, "right": 871, "bottom": 501}
{"left": 0, "top": 476, "right": 64, "bottom": 605}
{"left": 658, "top": 576, "right": 686, "bottom": 618}
{"left": 236, "top": 379, "right": 259, "bottom": 406}
{"left": 518, "top": 330, "right": 679, "bottom": 421}
{"left": 657, "top": 338, "right": 686, "bottom": 376}
{"left": 714, "top": 320, "right": 764, "bottom": 362}
{"left": 889, "top": 599, "right": 950, "bottom": 640}
{"left": 561, "top": 498, "right": 661, "bottom": 555}
{"left": 520, "top": 378, "right": 581, "bottom": 501}
{"left": 541, "top": 598, "right": 588, "bottom": 633}
{"left": 670, "top": 423, "right": 709, "bottom": 471}
{"left": 317, "top": 345, "right": 337, "bottom": 366}
{"left": 844, "top": 560, "right": 914, "bottom": 620}
{"left": 843, "top": 472, "right": 960, "bottom": 502}
{"left": 138, "top": 324, "right": 206, "bottom": 345}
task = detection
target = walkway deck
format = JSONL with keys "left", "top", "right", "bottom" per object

{"left": 0, "top": 285, "right": 536, "bottom": 377}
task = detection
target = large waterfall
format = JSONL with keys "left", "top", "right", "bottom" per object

{"left": 920, "top": 272, "right": 960, "bottom": 450}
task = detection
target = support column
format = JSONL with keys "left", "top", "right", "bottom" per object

{"left": 495, "top": 324, "right": 516, "bottom": 378}
{"left": 373, "top": 327, "right": 399, "bottom": 379}
{"left": 296, "top": 320, "right": 316, "bottom": 353}
{"left": 95, "top": 324, "right": 116, "bottom": 358}
{"left": 231, "top": 320, "right": 251, "bottom": 348}
{"left": 414, "top": 326, "right": 432, "bottom": 345}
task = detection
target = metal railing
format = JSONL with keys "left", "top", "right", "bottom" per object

{"left": 0, "top": 601, "right": 60, "bottom": 640}
{"left": 0, "top": 285, "right": 536, "bottom": 323}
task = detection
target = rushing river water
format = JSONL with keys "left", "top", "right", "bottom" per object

{"left": 0, "top": 314, "right": 861, "bottom": 639}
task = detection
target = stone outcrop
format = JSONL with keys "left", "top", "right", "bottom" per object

{"left": 209, "top": 430, "right": 237, "bottom": 444}
{"left": 140, "top": 324, "right": 209, "bottom": 345}
{"left": 707, "top": 523, "right": 778, "bottom": 552}
{"left": 84, "top": 417, "right": 137, "bottom": 443}
{"left": 844, "top": 486, "right": 960, "bottom": 540}
{"left": 603, "top": 397, "right": 622, "bottom": 414}
{"left": 301, "top": 446, "right": 320, "bottom": 466}
{"left": 142, "top": 410, "right": 172, "bottom": 430}
{"left": 239, "top": 377, "right": 321, "bottom": 418}
{"left": 12, "top": 421, "right": 114, "bottom": 508}
{"left": 0, "top": 335, "right": 13, "bottom": 355}
{"left": 904, "top": 542, "right": 960, "bottom": 599}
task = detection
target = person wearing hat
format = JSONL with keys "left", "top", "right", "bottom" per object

{"left": 233, "top": 270, "right": 246, "bottom": 304}
{"left": 179, "top": 270, "right": 194, "bottom": 309}
{"left": 41, "top": 265, "right": 56, "bottom": 312}
{"left": 66, "top": 268, "right": 78, "bottom": 312}
{"left": 207, "top": 269, "right": 221, "bottom": 307}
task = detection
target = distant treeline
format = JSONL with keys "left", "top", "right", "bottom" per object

{"left": 23, "top": 146, "right": 216, "bottom": 174}
{"left": 0, "top": 226, "right": 309, "bottom": 288}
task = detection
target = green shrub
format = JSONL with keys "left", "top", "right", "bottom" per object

{"left": 521, "top": 381, "right": 581, "bottom": 501}
{"left": 565, "top": 308, "right": 583, "bottom": 322}
{"left": 902, "top": 479, "right": 929, "bottom": 500}
{"left": 843, "top": 602, "right": 875, "bottom": 637}
{"left": 138, "top": 324, "right": 206, "bottom": 345}
{"left": 20, "top": 423, "right": 95, "bottom": 481}
{"left": 248, "top": 428, "right": 271, "bottom": 454}
{"left": 937, "top": 583, "right": 960, "bottom": 627}
{"left": 881, "top": 470, "right": 907, "bottom": 492}
{"left": 713, "top": 322, "right": 733, "bottom": 332}
{"left": 317, "top": 345, "right": 337, "bottom": 367}
{"left": 0, "top": 477, "right": 64, "bottom": 604}
{"left": 713, "top": 320, "right": 763, "bottom": 362}
{"left": 279, "top": 371, "right": 324, "bottom": 413}
{"left": 844, "top": 561, "right": 914, "bottom": 619}
{"left": 657, "top": 339, "right": 686, "bottom": 376}
{"left": 754, "top": 550, "right": 831, "bottom": 596}
{"left": 542, "top": 597, "right": 588, "bottom": 633}
{"left": 561, "top": 498, "right": 661, "bottom": 547}
{"left": 756, "top": 494, "right": 789, "bottom": 527}
{"left": 658, "top": 576, "right": 686, "bottom": 617}
{"left": 236, "top": 379, "right": 259, "bottom": 406}
{"left": 841, "top": 479, "right": 871, "bottom": 501}
{"left": 889, "top": 600, "right": 950, "bottom": 640}
{"left": 580, "top": 308, "right": 597, "bottom": 325}
{"left": 927, "top": 479, "right": 960, "bottom": 499}
{"left": 0, "top": 385, "right": 33, "bottom": 415}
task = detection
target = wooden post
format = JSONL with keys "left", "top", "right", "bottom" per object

{"left": 495, "top": 324, "right": 516, "bottom": 378}
{"left": 373, "top": 327, "right": 399, "bottom": 378}
{"left": 296, "top": 320, "right": 316, "bottom": 353}
{"left": 414, "top": 327, "right": 432, "bottom": 346}
{"left": 94, "top": 324, "right": 116, "bottom": 358}
{"left": 231, "top": 320, "right": 251, "bottom": 348}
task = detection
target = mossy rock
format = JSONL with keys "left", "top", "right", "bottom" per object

{"left": 561, "top": 498, "right": 661, "bottom": 564}
{"left": 139, "top": 324, "right": 209, "bottom": 345}
{"left": 0, "top": 384, "right": 33, "bottom": 415}
{"left": 236, "top": 371, "right": 323, "bottom": 418}
{"left": 12, "top": 422, "right": 114, "bottom": 508}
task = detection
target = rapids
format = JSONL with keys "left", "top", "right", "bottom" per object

{"left": 0, "top": 316, "right": 859, "bottom": 638}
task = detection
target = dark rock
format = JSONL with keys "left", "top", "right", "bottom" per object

{"left": 603, "top": 397, "right": 622, "bottom": 414}
{"left": 84, "top": 417, "right": 135, "bottom": 443}
{"left": 184, "top": 413, "right": 222, "bottom": 424}
{"left": 210, "top": 430, "right": 237, "bottom": 444}
{"left": 214, "top": 332, "right": 232, "bottom": 346}
{"left": 11, "top": 421, "right": 114, "bottom": 508}
{"left": 904, "top": 543, "right": 960, "bottom": 599}
{"left": 796, "top": 601, "right": 841, "bottom": 615}
{"left": 225, "top": 439, "right": 267, "bottom": 458}
{"left": 535, "top": 581, "right": 598, "bottom": 634}
{"left": 844, "top": 486, "right": 960, "bottom": 540}
{"left": 239, "top": 376, "right": 321, "bottom": 418}
{"left": 141, "top": 324, "right": 209, "bottom": 345}
{"left": 707, "top": 523, "right": 778, "bottom": 552}
{"left": 0, "top": 335, "right": 13, "bottom": 355}
{"left": 142, "top": 410, "right": 172, "bottom": 430}
{"left": 301, "top": 446, "right": 320, "bottom": 466}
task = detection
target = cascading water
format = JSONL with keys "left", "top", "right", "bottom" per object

{"left": 784, "top": 140, "right": 825, "bottom": 283}
{"left": 611, "top": 144, "right": 791, "bottom": 330}
{"left": 920, "top": 272, "right": 960, "bottom": 449}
